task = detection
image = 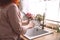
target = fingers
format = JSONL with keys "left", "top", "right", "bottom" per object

{"left": 28, "top": 21, "right": 34, "bottom": 29}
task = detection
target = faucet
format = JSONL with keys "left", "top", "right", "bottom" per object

{"left": 42, "top": 13, "right": 45, "bottom": 29}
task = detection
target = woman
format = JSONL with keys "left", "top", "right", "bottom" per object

{"left": 0, "top": 0, "right": 34, "bottom": 40}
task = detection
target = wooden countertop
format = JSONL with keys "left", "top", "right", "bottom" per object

{"left": 21, "top": 29, "right": 60, "bottom": 40}
{"left": 34, "top": 32, "right": 60, "bottom": 40}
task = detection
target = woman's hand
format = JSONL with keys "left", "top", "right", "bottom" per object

{"left": 21, "top": 20, "right": 34, "bottom": 34}
{"left": 22, "top": 20, "right": 29, "bottom": 25}
{"left": 27, "top": 20, "right": 34, "bottom": 29}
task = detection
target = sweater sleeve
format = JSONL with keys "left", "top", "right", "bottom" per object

{"left": 7, "top": 4, "right": 23, "bottom": 35}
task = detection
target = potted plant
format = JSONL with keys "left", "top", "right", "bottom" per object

{"left": 35, "top": 14, "right": 43, "bottom": 22}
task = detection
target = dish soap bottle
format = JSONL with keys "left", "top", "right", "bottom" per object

{"left": 57, "top": 24, "right": 60, "bottom": 32}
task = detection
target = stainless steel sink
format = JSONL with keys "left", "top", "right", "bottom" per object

{"left": 24, "top": 26, "right": 53, "bottom": 40}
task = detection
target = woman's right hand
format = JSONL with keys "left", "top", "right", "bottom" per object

{"left": 21, "top": 20, "right": 34, "bottom": 34}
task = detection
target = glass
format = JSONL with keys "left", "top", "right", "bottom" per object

{"left": 31, "top": 19, "right": 42, "bottom": 29}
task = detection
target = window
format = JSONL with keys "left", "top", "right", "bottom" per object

{"left": 21, "top": 0, "right": 60, "bottom": 23}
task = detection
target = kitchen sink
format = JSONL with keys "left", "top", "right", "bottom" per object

{"left": 24, "top": 26, "right": 53, "bottom": 40}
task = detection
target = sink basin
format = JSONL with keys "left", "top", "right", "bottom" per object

{"left": 24, "top": 26, "right": 53, "bottom": 40}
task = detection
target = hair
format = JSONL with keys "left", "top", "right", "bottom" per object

{"left": 0, "top": 0, "right": 19, "bottom": 7}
